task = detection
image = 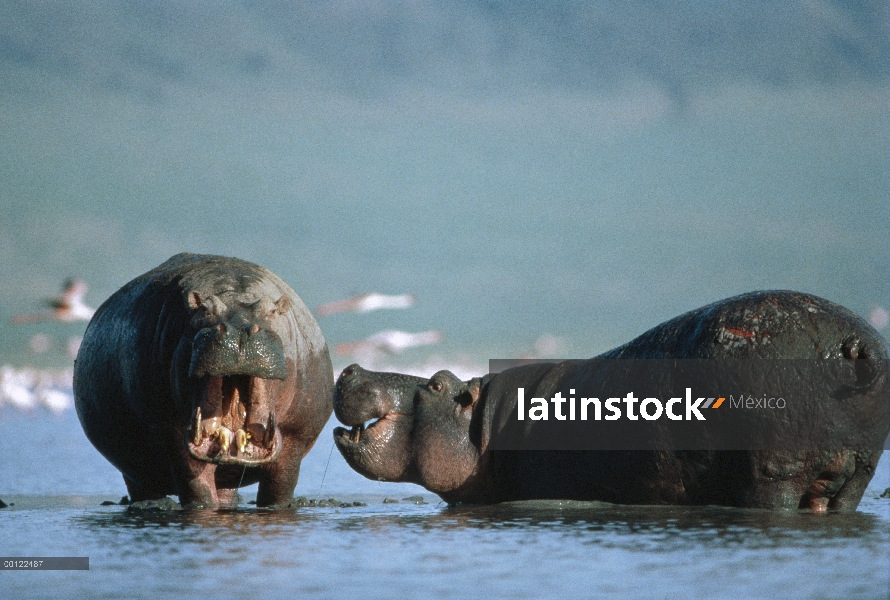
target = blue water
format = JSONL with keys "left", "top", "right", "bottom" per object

{"left": 1, "top": 408, "right": 889, "bottom": 599}
{"left": 2, "top": 495, "right": 888, "bottom": 600}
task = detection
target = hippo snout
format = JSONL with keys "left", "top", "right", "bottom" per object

{"left": 333, "top": 364, "right": 423, "bottom": 482}
{"left": 189, "top": 322, "right": 287, "bottom": 380}
{"left": 333, "top": 364, "right": 372, "bottom": 425}
{"left": 334, "top": 364, "right": 421, "bottom": 425}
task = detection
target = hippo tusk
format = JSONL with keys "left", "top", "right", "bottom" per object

{"left": 264, "top": 412, "right": 276, "bottom": 449}
{"left": 191, "top": 406, "right": 203, "bottom": 446}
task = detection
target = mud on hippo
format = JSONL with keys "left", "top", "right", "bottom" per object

{"left": 74, "top": 253, "right": 334, "bottom": 508}
{"left": 333, "top": 291, "right": 890, "bottom": 510}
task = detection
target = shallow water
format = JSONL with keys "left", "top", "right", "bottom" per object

{"left": 3, "top": 494, "right": 889, "bottom": 599}
{"left": 2, "top": 409, "right": 889, "bottom": 599}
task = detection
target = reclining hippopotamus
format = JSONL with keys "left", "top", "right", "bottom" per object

{"left": 74, "top": 253, "right": 334, "bottom": 508}
{"left": 333, "top": 291, "right": 890, "bottom": 510}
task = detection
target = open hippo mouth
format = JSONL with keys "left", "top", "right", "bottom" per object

{"left": 186, "top": 375, "right": 283, "bottom": 465}
{"left": 331, "top": 364, "right": 424, "bottom": 481}
{"left": 333, "top": 412, "right": 409, "bottom": 448}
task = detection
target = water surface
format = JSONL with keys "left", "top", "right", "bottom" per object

{"left": 3, "top": 493, "right": 888, "bottom": 600}
{"left": 2, "top": 409, "right": 889, "bottom": 599}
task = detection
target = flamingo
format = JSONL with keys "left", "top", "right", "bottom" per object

{"left": 334, "top": 329, "right": 444, "bottom": 356}
{"left": 12, "top": 279, "right": 96, "bottom": 324}
{"left": 316, "top": 292, "right": 415, "bottom": 317}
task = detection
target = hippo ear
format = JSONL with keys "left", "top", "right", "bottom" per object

{"left": 187, "top": 291, "right": 204, "bottom": 310}
{"left": 187, "top": 292, "right": 224, "bottom": 315}
{"left": 455, "top": 377, "right": 483, "bottom": 409}
{"left": 273, "top": 295, "right": 291, "bottom": 317}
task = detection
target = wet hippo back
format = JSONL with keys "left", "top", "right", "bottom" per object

{"left": 604, "top": 290, "right": 885, "bottom": 360}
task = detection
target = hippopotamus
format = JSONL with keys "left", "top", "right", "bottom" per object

{"left": 74, "top": 253, "right": 334, "bottom": 508}
{"left": 333, "top": 291, "right": 890, "bottom": 510}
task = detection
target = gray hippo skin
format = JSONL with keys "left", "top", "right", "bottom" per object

{"left": 334, "top": 291, "right": 890, "bottom": 510}
{"left": 74, "top": 253, "right": 334, "bottom": 508}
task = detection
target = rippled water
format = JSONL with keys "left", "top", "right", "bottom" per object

{"left": 2, "top": 409, "right": 889, "bottom": 599}
{"left": 3, "top": 495, "right": 889, "bottom": 599}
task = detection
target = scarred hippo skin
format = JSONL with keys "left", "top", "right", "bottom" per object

{"left": 333, "top": 291, "right": 890, "bottom": 510}
{"left": 74, "top": 253, "right": 334, "bottom": 508}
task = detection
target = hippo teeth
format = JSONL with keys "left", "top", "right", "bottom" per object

{"left": 235, "top": 428, "right": 250, "bottom": 454}
{"left": 191, "top": 407, "right": 203, "bottom": 446}
{"left": 201, "top": 416, "right": 222, "bottom": 437}
{"left": 349, "top": 423, "right": 365, "bottom": 443}
{"left": 189, "top": 410, "right": 271, "bottom": 457}
{"left": 215, "top": 427, "right": 233, "bottom": 453}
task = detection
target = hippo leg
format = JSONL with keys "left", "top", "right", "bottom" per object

{"left": 176, "top": 474, "right": 218, "bottom": 508}
{"left": 798, "top": 451, "right": 857, "bottom": 511}
{"left": 737, "top": 452, "right": 814, "bottom": 509}
{"left": 171, "top": 444, "right": 220, "bottom": 508}
{"left": 254, "top": 439, "right": 309, "bottom": 506}
{"left": 824, "top": 450, "right": 880, "bottom": 511}
{"left": 255, "top": 463, "right": 300, "bottom": 506}
{"left": 123, "top": 475, "right": 168, "bottom": 503}
{"left": 216, "top": 488, "right": 239, "bottom": 507}
{"left": 746, "top": 480, "right": 808, "bottom": 509}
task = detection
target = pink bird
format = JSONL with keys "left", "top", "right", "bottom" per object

{"left": 12, "top": 279, "right": 96, "bottom": 325}
{"left": 316, "top": 292, "right": 416, "bottom": 317}
{"left": 334, "top": 330, "right": 444, "bottom": 356}
{"left": 869, "top": 306, "right": 888, "bottom": 330}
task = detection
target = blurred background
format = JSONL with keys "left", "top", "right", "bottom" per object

{"left": 0, "top": 0, "right": 887, "bottom": 380}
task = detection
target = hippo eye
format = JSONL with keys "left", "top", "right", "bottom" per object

{"left": 429, "top": 379, "right": 443, "bottom": 393}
